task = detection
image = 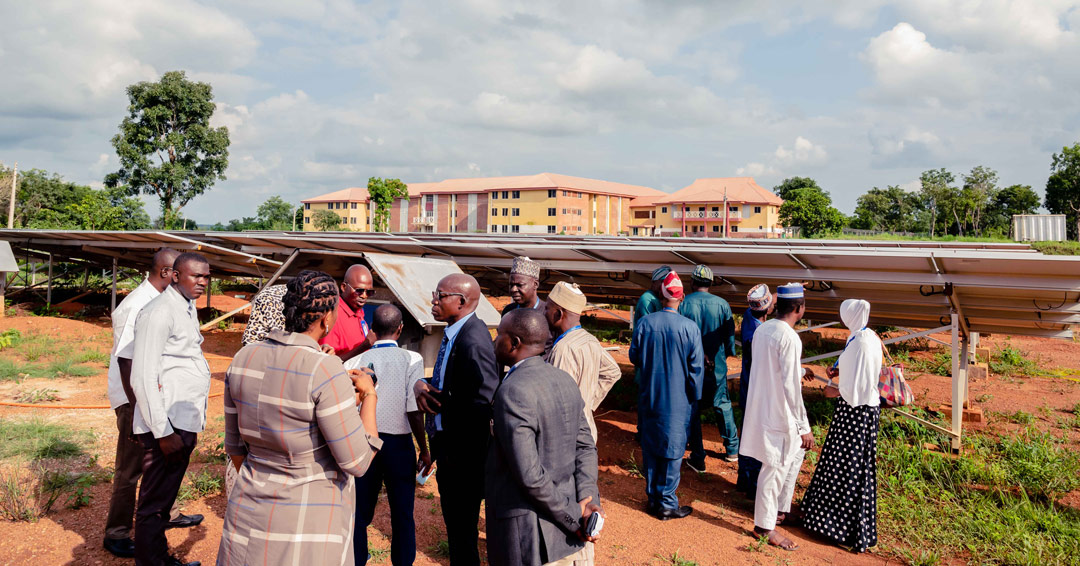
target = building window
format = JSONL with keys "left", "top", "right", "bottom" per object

{"left": 305, "top": 203, "right": 310, "bottom": 210}
{"left": 547, "top": 225, "right": 556, "bottom": 233}
{"left": 512, "top": 208, "right": 520, "bottom": 217}
{"left": 633, "top": 227, "right": 639, "bottom": 235}
{"left": 328, "top": 203, "right": 334, "bottom": 210}
{"left": 711, "top": 206, "right": 719, "bottom": 212}
{"left": 548, "top": 189, "right": 556, "bottom": 198}
{"left": 729, "top": 206, "right": 739, "bottom": 212}
{"left": 512, "top": 190, "right": 520, "bottom": 199}
{"left": 563, "top": 190, "right": 568, "bottom": 197}
{"left": 511, "top": 225, "right": 520, "bottom": 233}
{"left": 502, "top": 191, "right": 509, "bottom": 199}
{"left": 548, "top": 208, "right": 556, "bottom": 216}
{"left": 562, "top": 208, "right": 567, "bottom": 214}
{"left": 491, "top": 225, "right": 497, "bottom": 233}
{"left": 698, "top": 207, "right": 705, "bottom": 212}
{"left": 712, "top": 225, "right": 719, "bottom": 232}
{"left": 351, "top": 217, "right": 357, "bottom": 224}
{"left": 492, "top": 208, "right": 499, "bottom": 217}
{"left": 732, "top": 226, "right": 739, "bottom": 232}
{"left": 492, "top": 192, "right": 498, "bottom": 200}
{"left": 661, "top": 206, "right": 667, "bottom": 213}
{"left": 352, "top": 202, "right": 357, "bottom": 209}
{"left": 501, "top": 225, "right": 508, "bottom": 233}
{"left": 305, "top": 217, "right": 310, "bottom": 224}
{"left": 502, "top": 208, "right": 508, "bottom": 216}
{"left": 755, "top": 206, "right": 762, "bottom": 213}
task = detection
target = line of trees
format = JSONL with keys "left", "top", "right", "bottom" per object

{"left": 0, "top": 165, "right": 151, "bottom": 230}
{"left": 776, "top": 142, "right": 1080, "bottom": 240}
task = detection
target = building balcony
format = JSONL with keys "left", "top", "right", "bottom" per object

{"left": 413, "top": 215, "right": 436, "bottom": 226}
{"left": 672, "top": 210, "right": 741, "bottom": 220}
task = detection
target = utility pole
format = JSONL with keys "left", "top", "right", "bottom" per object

{"left": 7, "top": 161, "right": 16, "bottom": 228}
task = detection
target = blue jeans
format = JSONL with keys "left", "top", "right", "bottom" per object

{"left": 642, "top": 449, "right": 682, "bottom": 510}
{"left": 354, "top": 433, "right": 416, "bottom": 566}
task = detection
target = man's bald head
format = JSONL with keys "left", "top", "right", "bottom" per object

{"left": 441, "top": 273, "right": 480, "bottom": 305}
{"left": 152, "top": 248, "right": 180, "bottom": 273}
{"left": 495, "top": 309, "right": 550, "bottom": 366}
{"left": 501, "top": 309, "right": 550, "bottom": 348}
{"left": 147, "top": 248, "right": 181, "bottom": 291}
{"left": 341, "top": 264, "right": 375, "bottom": 310}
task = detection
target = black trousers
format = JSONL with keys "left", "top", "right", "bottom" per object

{"left": 134, "top": 429, "right": 197, "bottom": 566}
{"left": 432, "top": 431, "right": 488, "bottom": 566}
{"left": 354, "top": 433, "right": 417, "bottom": 566}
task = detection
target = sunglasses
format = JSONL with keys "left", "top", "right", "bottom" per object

{"left": 432, "top": 291, "right": 466, "bottom": 302}
{"left": 345, "top": 282, "right": 375, "bottom": 296}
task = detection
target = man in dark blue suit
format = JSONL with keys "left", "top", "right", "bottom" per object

{"left": 485, "top": 309, "right": 602, "bottom": 566}
{"left": 415, "top": 273, "right": 500, "bottom": 566}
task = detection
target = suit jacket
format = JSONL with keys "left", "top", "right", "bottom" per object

{"left": 440, "top": 313, "right": 500, "bottom": 446}
{"left": 485, "top": 356, "right": 600, "bottom": 566}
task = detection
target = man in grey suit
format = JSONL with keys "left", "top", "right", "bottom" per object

{"left": 486, "top": 309, "right": 604, "bottom": 566}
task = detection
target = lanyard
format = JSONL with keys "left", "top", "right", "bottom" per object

{"left": 832, "top": 327, "right": 867, "bottom": 368}
{"left": 553, "top": 325, "right": 582, "bottom": 347}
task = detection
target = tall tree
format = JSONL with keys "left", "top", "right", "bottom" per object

{"left": 1045, "top": 142, "right": 1080, "bottom": 240}
{"left": 918, "top": 168, "right": 957, "bottom": 238}
{"left": 773, "top": 176, "right": 823, "bottom": 201}
{"left": 987, "top": 184, "right": 1040, "bottom": 236}
{"left": 105, "top": 71, "right": 230, "bottom": 230}
{"left": 311, "top": 209, "right": 343, "bottom": 231}
{"left": 851, "top": 185, "right": 921, "bottom": 232}
{"left": 367, "top": 177, "right": 409, "bottom": 232}
{"left": 960, "top": 165, "right": 999, "bottom": 237}
{"left": 256, "top": 196, "right": 294, "bottom": 230}
{"left": 778, "top": 187, "right": 846, "bottom": 237}
{"left": 294, "top": 206, "right": 304, "bottom": 231}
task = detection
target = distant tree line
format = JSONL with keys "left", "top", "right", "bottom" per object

{"left": 0, "top": 165, "right": 151, "bottom": 230}
{"left": 775, "top": 141, "right": 1080, "bottom": 240}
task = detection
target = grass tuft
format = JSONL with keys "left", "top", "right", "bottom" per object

{"left": 176, "top": 467, "right": 223, "bottom": 504}
{"left": 0, "top": 418, "right": 90, "bottom": 461}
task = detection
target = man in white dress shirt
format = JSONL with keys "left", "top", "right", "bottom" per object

{"left": 346, "top": 304, "right": 429, "bottom": 566}
{"left": 740, "top": 283, "right": 817, "bottom": 551}
{"left": 130, "top": 252, "right": 211, "bottom": 566}
{"left": 103, "top": 248, "right": 203, "bottom": 558}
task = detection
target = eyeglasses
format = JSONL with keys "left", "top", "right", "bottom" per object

{"left": 432, "top": 291, "right": 466, "bottom": 302}
{"left": 345, "top": 282, "right": 375, "bottom": 296}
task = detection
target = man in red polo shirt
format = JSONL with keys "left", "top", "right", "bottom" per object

{"left": 320, "top": 264, "right": 376, "bottom": 360}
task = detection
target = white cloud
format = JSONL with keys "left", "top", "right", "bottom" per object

{"left": 861, "top": 23, "right": 982, "bottom": 107}
{"left": 775, "top": 136, "right": 828, "bottom": 165}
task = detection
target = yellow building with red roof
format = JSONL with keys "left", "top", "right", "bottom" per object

{"left": 629, "top": 177, "right": 784, "bottom": 238}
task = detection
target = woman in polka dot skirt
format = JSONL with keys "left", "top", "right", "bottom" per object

{"left": 801, "top": 299, "right": 882, "bottom": 553}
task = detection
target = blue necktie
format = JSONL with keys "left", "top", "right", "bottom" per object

{"left": 426, "top": 335, "right": 449, "bottom": 437}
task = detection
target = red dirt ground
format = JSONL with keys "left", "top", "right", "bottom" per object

{"left": 0, "top": 307, "right": 1078, "bottom": 565}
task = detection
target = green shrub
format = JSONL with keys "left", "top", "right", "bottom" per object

{"left": 0, "top": 418, "right": 90, "bottom": 461}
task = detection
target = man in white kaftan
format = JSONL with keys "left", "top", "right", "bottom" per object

{"left": 740, "top": 283, "right": 816, "bottom": 551}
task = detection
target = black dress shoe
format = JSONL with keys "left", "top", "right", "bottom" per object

{"left": 165, "top": 556, "right": 201, "bottom": 566}
{"left": 103, "top": 537, "right": 135, "bottom": 558}
{"left": 166, "top": 513, "right": 204, "bottom": 529}
{"left": 655, "top": 505, "right": 693, "bottom": 521}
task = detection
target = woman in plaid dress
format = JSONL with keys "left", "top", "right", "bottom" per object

{"left": 218, "top": 271, "right": 381, "bottom": 566}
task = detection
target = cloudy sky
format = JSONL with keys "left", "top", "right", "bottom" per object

{"left": 2, "top": 0, "right": 1079, "bottom": 224}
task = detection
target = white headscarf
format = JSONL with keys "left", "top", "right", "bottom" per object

{"left": 837, "top": 299, "right": 882, "bottom": 407}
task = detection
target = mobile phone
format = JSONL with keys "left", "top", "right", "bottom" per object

{"left": 366, "top": 362, "right": 378, "bottom": 387}
{"left": 585, "top": 511, "right": 604, "bottom": 537}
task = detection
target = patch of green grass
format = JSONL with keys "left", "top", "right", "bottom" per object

{"left": 657, "top": 550, "right": 698, "bottom": 565}
{"left": 995, "top": 409, "right": 1037, "bottom": 425}
{"left": 747, "top": 534, "right": 769, "bottom": 553}
{"left": 1032, "top": 241, "right": 1080, "bottom": 256}
{"left": 367, "top": 546, "right": 389, "bottom": 563}
{"left": 990, "top": 345, "right": 1042, "bottom": 377}
{"left": 429, "top": 539, "right": 450, "bottom": 557}
{"left": 43, "top": 357, "right": 97, "bottom": 378}
{"left": 876, "top": 413, "right": 1080, "bottom": 564}
{"left": 0, "top": 418, "right": 90, "bottom": 461}
{"left": 909, "top": 351, "right": 952, "bottom": 376}
{"left": 176, "top": 467, "right": 223, "bottom": 503}
{"left": 19, "top": 341, "right": 58, "bottom": 362}
{"left": 0, "top": 358, "right": 40, "bottom": 381}
{"left": 73, "top": 349, "right": 110, "bottom": 364}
